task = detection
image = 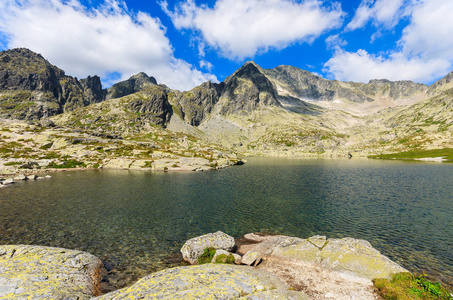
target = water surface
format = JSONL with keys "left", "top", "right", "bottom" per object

{"left": 1, "top": 158, "right": 452, "bottom": 287}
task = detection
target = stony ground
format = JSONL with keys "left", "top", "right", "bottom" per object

{"left": 0, "top": 118, "right": 245, "bottom": 180}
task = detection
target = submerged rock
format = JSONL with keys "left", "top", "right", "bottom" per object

{"left": 94, "top": 264, "right": 309, "bottom": 300}
{"left": 181, "top": 231, "right": 236, "bottom": 264}
{"left": 0, "top": 245, "right": 104, "bottom": 299}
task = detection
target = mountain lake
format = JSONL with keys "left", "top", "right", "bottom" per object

{"left": 1, "top": 157, "right": 452, "bottom": 288}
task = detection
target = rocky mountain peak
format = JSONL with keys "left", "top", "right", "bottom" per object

{"left": 219, "top": 61, "right": 280, "bottom": 114}
{"left": 427, "top": 70, "right": 453, "bottom": 95}
{"left": 0, "top": 48, "right": 105, "bottom": 120}
{"left": 106, "top": 72, "right": 157, "bottom": 100}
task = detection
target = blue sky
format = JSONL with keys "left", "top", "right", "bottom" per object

{"left": 1, "top": 0, "right": 452, "bottom": 91}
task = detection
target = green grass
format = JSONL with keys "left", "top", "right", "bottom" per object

{"left": 4, "top": 161, "right": 22, "bottom": 166}
{"left": 369, "top": 148, "right": 453, "bottom": 160}
{"left": 373, "top": 272, "right": 453, "bottom": 300}
{"left": 48, "top": 159, "right": 86, "bottom": 169}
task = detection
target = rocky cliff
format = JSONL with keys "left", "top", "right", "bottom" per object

{"left": 0, "top": 48, "right": 105, "bottom": 120}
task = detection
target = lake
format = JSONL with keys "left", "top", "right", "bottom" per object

{"left": 1, "top": 157, "right": 452, "bottom": 288}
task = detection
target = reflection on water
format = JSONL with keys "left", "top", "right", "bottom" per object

{"left": 1, "top": 158, "right": 452, "bottom": 287}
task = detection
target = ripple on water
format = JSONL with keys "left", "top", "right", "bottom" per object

{"left": 0, "top": 158, "right": 452, "bottom": 288}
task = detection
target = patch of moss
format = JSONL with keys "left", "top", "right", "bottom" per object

{"left": 214, "top": 254, "right": 235, "bottom": 264}
{"left": 373, "top": 272, "right": 453, "bottom": 300}
{"left": 198, "top": 247, "right": 216, "bottom": 265}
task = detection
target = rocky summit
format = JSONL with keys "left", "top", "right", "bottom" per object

{"left": 0, "top": 48, "right": 452, "bottom": 177}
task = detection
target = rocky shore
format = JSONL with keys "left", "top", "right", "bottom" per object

{"left": 0, "top": 232, "right": 409, "bottom": 299}
{"left": 0, "top": 118, "right": 246, "bottom": 183}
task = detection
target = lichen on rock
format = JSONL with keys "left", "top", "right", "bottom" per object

{"left": 0, "top": 245, "right": 104, "bottom": 299}
{"left": 94, "top": 264, "right": 309, "bottom": 300}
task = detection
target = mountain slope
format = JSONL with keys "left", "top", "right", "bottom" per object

{"left": 0, "top": 48, "right": 105, "bottom": 120}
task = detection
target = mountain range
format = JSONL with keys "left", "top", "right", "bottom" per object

{"left": 1, "top": 48, "right": 452, "bottom": 159}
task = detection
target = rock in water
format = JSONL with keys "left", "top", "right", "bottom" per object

{"left": 181, "top": 231, "right": 236, "bottom": 264}
{"left": 94, "top": 264, "right": 309, "bottom": 300}
{"left": 0, "top": 245, "right": 104, "bottom": 299}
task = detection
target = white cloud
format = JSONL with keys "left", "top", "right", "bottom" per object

{"left": 161, "top": 0, "right": 344, "bottom": 60}
{"left": 402, "top": 0, "right": 453, "bottom": 62}
{"left": 324, "top": 49, "right": 449, "bottom": 83}
{"left": 347, "top": 0, "right": 406, "bottom": 31}
{"left": 325, "top": 34, "right": 347, "bottom": 50}
{"left": 325, "top": 0, "right": 453, "bottom": 84}
{"left": 0, "top": 0, "right": 216, "bottom": 91}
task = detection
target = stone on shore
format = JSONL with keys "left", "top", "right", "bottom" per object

{"left": 241, "top": 235, "right": 406, "bottom": 280}
{"left": 319, "top": 237, "right": 407, "bottom": 280}
{"left": 1, "top": 178, "right": 14, "bottom": 185}
{"left": 242, "top": 251, "right": 262, "bottom": 266}
{"left": 181, "top": 231, "right": 236, "bottom": 264}
{"left": 94, "top": 264, "right": 309, "bottom": 300}
{"left": 13, "top": 174, "right": 27, "bottom": 181}
{"left": 0, "top": 245, "right": 104, "bottom": 299}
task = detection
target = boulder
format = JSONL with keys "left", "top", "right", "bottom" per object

{"left": 232, "top": 253, "right": 242, "bottom": 265}
{"left": 181, "top": 231, "right": 236, "bottom": 264}
{"left": 94, "top": 264, "right": 309, "bottom": 300}
{"left": 271, "top": 237, "right": 322, "bottom": 264}
{"left": 211, "top": 249, "right": 235, "bottom": 264}
{"left": 319, "top": 237, "right": 408, "bottom": 280}
{"left": 243, "top": 234, "right": 407, "bottom": 280}
{"left": 0, "top": 245, "right": 104, "bottom": 299}
{"left": 13, "top": 174, "right": 27, "bottom": 181}
{"left": 242, "top": 251, "right": 262, "bottom": 266}
{"left": 2, "top": 178, "right": 14, "bottom": 185}
{"left": 39, "top": 119, "right": 55, "bottom": 127}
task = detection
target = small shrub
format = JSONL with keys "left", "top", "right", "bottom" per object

{"left": 197, "top": 247, "right": 216, "bottom": 265}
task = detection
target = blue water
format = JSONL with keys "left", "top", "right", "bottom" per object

{"left": 1, "top": 158, "right": 452, "bottom": 288}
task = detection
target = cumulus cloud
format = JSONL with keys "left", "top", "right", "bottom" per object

{"left": 346, "top": 0, "right": 407, "bottom": 31}
{"left": 324, "top": 49, "right": 449, "bottom": 83}
{"left": 161, "top": 0, "right": 344, "bottom": 60}
{"left": 0, "top": 0, "right": 216, "bottom": 91}
{"left": 325, "top": 0, "right": 453, "bottom": 84}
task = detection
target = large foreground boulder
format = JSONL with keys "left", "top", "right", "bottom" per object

{"left": 181, "top": 231, "right": 236, "bottom": 264}
{"left": 0, "top": 245, "right": 103, "bottom": 299}
{"left": 241, "top": 234, "right": 407, "bottom": 280}
{"left": 95, "top": 263, "right": 309, "bottom": 300}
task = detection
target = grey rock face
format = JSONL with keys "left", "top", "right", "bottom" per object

{"left": 0, "top": 48, "right": 105, "bottom": 120}
{"left": 264, "top": 65, "right": 427, "bottom": 103}
{"left": 180, "top": 231, "right": 236, "bottom": 264}
{"left": 106, "top": 72, "right": 157, "bottom": 99}
{"left": 127, "top": 85, "right": 173, "bottom": 127}
{"left": 173, "top": 81, "right": 224, "bottom": 126}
